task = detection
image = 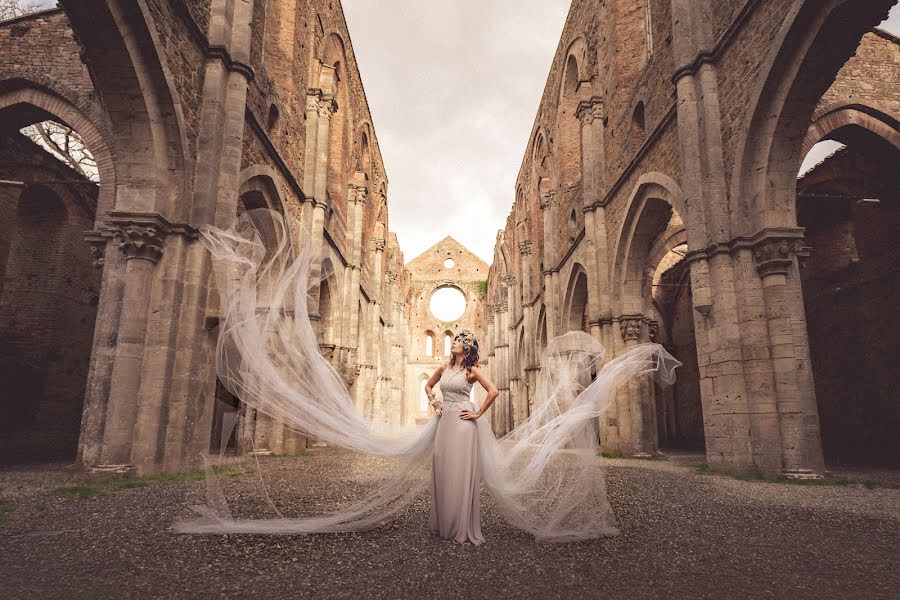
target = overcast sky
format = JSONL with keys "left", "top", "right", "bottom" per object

{"left": 343, "top": 0, "right": 571, "bottom": 264}
{"left": 344, "top": 1, "right": 900, "bottom": 265}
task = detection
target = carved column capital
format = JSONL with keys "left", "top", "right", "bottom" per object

{"left": 576, "top": 96, "right": 605, "bottom": 125}
{"left": 753, "top": 238, "right": 805, "bottom": 279}
{"left": 518, "top": 240, "right": 532, "bottom": 256}
{"left": 647, "top": 320, "right": 659, "bottom": 342}
{"left": 373, "top": 238, "right": 386, "bottom": 252}
{"left": 385, "top": 270, "right": 397, "bottom": 283}
{"left": 619, "top": 317, "right": 643, "bottom": 342}
{"left": 84, "top": 232, "right": 107, "bottom": 268}
{"left": 113, "top": 224, "right": 165, "bottom": 263}
{"left": 307, "top": 88, "right": 337, "bottom": 117}
{"left": 502, "top": 275, "right": 517, "bottom": 286}
{"left": 348, "top": 183, "right": 368, "bottom": 204}
{"left": 539, "top": 191, "right": 555, "bottom": 211}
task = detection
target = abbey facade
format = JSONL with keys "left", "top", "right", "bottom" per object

{"left": 482, "top": 0, "right": 899, "bottom": 476}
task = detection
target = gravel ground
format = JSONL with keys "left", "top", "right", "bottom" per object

{"left": 1, "top": 448, "right": 898, "bottom": 600}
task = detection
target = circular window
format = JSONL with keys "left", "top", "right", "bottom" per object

{"left": 429, "top": 286, "right": 466, "bottom": 322}
{"left": 443, "top": 258, "right": 455, "bottom": 269}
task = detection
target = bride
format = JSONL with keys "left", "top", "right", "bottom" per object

{"left": 427, "top": 330, "right": 497, "bottom": 545}
{"left": 175, "top": 208, "right": 682, "bottom": 543}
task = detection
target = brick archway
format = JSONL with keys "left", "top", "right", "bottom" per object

{"left": 802, "top": 102, "right": 900, "bottom": 155}
{"left": 730, "top": 0, "right": 894, "bottom": 234}
{"left": 0, "top": 81, "right": 116, "bottom": 225}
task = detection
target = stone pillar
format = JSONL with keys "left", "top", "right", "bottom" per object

{"left": 77, "top": 235, "right": 125, "bottom": 468}
{"left": 517, "top": 239, "right": 534, "bottom": 425}
{"left": 97, "top": 222, "right": 164, "bottom": 468}
{"left": 306, "top": 80, "right": 336, "bottom": 323}
{"left": 342, "top": 182, "right": 367, "bottom": 384}
{"left": 540, "top": 191, "right": 558, "bottom": 339}
{"left": 670, "top": 0, "right": 757, "bottom": 475}
{"left": 753, "top": 236, "right": 824, "bottom": 477}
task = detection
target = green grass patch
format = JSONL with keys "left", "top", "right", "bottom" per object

{"left": 268, "top": 450, "right": 315, "bottom": 459}
{"left": 600, "top": 452, "right": 623, "bottom": 459}
{"left": 55, "top": 484, "right": 107, "bottom": 499}
{"left": 693, "top": 464, "right": 713, "bottom": 475}
{"left": 0, "top": 500, "right": 14, "bottom": 526}
{"left": 55, "top": 465, "right": 253, "bottom": 499}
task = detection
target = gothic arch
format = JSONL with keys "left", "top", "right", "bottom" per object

{"left": 610, "top": 173, "right": 685, "bottom": 315}
{"left": 802, "top": 102, "right": 900, "bottom": 155}
{"left": 558, "top": 35, "right": 591, "bottom": 187}
{"left": 0, "top": 81, "right": 115, "bottom": 225}
{"left": 60, "top": 0, "right": 190, "bottom": 219}
{"left": 562, "top": 262, "right": 589, "bottom": 333}
{"left": 729, "top": 0, "right": 894, "bottom": 236}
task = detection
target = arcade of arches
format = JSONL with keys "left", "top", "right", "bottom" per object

{"left": 484, "top": 0, "right": 899, "bottom": 476}
{"left": 0, "top": 1, "right": 896, "bottom": 478}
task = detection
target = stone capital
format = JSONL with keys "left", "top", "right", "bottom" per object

{"left": 306, "top": 88, "right": 336, "bottom": 117}
{"left": 113, "top": 223, "right": 165, "bottom": 263}
{"left": 348, "top": 183, "right": 368, "bottom": 205}
{"left": 84, "top": 231, "right": 107, "bottom": 268}
{"left": 373, "top": 238, "right": 386, "bottom": 252}
{"left": 575, "top": 96, "right": 605, "bottom": 125}
{"left": 619, "top": 317, "right": 643, "bottom": 342}
{"left": 385, "top": 270, "right": 398, "bottom": 283}
{"left": 502, "top": 274, "right": 517, "bottom": 286}
{"left": 647, "top": 319, "right": 659, "bottom": 342}
{"left": 518, "top": 240, "right": 533, "bottom": 256}
{"left": 539, "top": 191, "right": 555, "bottom": 211}
{"left": 753, "top": 237, "right": 805, "bottom": 279}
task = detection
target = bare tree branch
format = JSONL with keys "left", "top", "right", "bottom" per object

{"left": 0, "top": 0, "right": 47, "bottom": 21}
{"left": 21, "top": 121, "right": 99, "bottom": 182}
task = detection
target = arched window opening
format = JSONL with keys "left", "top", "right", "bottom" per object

{"left": 633, "top": 102, "right": 646, "bottom": 137}
{"left": 425, "top": 332, "right": 434, "bottom": 357}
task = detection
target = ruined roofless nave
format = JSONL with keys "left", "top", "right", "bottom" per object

{"left": 0, "top": 0, "right": 897, "bottom": 477}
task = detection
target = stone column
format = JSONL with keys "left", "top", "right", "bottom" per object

{"left": 577, "top": 96, "right": 612, "bottom": 350}
{"left": 753, "top": 237, "right": 825, "bottom": 477}
{"left": 540, "top": 191, "right": 558, "bottom": 339}
{"left": 517, "top": 240, "right": 534, "bottom": 424}
{"left": 670, "top": 0, "right": 756, "bottom": 475}
{"left": 96, "top": 223, "right": 164, "bottom": 469}
{"left": 306, "top": 83, "right": 336, "bottom": 324}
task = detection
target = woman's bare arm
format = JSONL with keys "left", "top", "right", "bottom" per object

{"left": 460, "top": 366, "right": 499, "bottom": 420}
{"left": 425, "top": 364, "right": 444, "bottom": 397}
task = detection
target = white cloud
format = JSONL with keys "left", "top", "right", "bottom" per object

{"left": 343, "top": 0, "right": 570, "bottom": 264}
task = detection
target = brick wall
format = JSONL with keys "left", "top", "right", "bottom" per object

{"left": 0, "top": 134, "right": 99, "bottom": 462}
{"left": 797, "top": 142, "right": 900, "bottom": 465}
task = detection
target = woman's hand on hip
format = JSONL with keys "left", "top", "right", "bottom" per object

{"left": 459, "top": 410, "right": 479, "bottom": 420}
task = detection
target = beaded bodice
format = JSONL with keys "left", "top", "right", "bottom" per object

{"left": 439, "top": 366, "right": 474, "bottom": 406}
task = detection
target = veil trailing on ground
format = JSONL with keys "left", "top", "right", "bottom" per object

{"left": 174, "top": 208, "right": 681, "bottom": 541}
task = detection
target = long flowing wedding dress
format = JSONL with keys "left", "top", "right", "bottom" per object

{"left": 430, "top": 367, "right": 484, "bottom": 545}
{"left": 174, "top": 209, "right": 682, "bottom": 543}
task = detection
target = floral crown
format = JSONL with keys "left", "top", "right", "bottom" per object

{"left": 454, "top": 329, "right": 479, "bottom": 354}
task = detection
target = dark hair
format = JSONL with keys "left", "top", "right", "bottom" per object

{"left": 448, "top": 333, "right": 479, "bottom": 373}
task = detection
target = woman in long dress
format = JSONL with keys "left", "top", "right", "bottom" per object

{"left": 425, "top": 330, "right": 497, "bottom": 545}
{"left": 177, "top": 209, "right": 683, "bottom": 542}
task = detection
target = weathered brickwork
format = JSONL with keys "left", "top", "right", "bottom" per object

{"left": 0, "top": 134, "right": 99, "bottom": 462}
{"left": 0, "top": 2, "right": 406, "bottom": 474}
{"left": 796, "top": 140, "right": 900, "bottom": 465}
{"left": 486, "top": 0, "right": 899, "bottom": 475}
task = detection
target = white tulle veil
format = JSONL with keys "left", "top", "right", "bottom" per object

{"left": 174, "top": 209, "right": 682, "bottom": 542}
